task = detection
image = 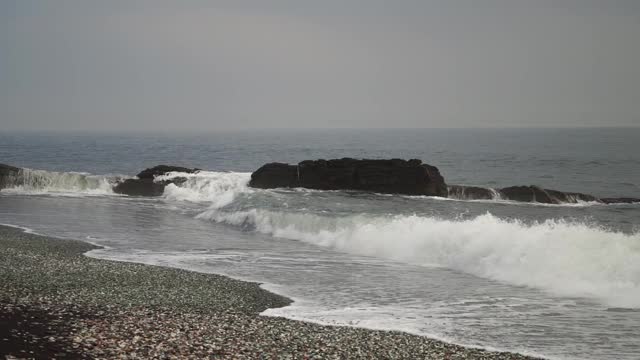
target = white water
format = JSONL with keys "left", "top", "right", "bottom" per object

{"left": 157, "top": 171, "right": 251, "bottom": 208}
{"left": 155, "top": 172, "right": 640, "bottom": 309}
{"left": 3, "top": 168, "right": 640, "bottom": 359}
{"left": 198, "top": 208, "right": 640, "bottom": 308}
{"left": 447, "top": 185, "right": 503, "bottom": 201}
{"left": 4, "top": 169, "right": 639, "bottom": 309}
{"left": 1, "top": 168, "right": 118, "bottom": 195}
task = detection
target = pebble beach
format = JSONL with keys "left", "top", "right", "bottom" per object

{"left": 0, "top": 225, "right": 540, "bottom": 359}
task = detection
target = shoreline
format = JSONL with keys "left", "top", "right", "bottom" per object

{"left": 0, "top": 225, "right": 542, "bottom": 359}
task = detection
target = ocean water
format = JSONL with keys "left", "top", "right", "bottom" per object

{"left": 1, "top": 128, "right": 639, "bottom": 360}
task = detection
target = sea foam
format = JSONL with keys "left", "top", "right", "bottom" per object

{"left": 158, "top": 171, "right": 251, "bottom": 208}
{"left": 126, "top": 170, "right": 640, "bottom": 308}
{"left": 1, "top": 168, "right": 118, "bottom": 195}
{"left": 197, "top": 207, "right": 640, "bottom": 308}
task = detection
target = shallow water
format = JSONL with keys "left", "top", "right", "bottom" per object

{"left": 1, "top": 128, "right": 639, "bottom": 360}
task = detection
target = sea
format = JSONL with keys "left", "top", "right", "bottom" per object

{"left": 1, "top": 128, "right": 639, "bottom": 360}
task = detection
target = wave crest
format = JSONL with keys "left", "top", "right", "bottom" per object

{"left": 159, "top": 171, "right": 251, "bottom": 208}
{"left": 1, "top": 168, "right": 117, "bottom": 195}
{"left": 197, "top": 209, "right": 640, "bottom": 308}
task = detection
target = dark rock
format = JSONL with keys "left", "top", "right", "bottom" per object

{"left": 0, "top": 163, "right": 22, "bottom": 190}
{"left": 247, "top": 163, "right": 299, "bottom": 189}
{"left": 249, "top": 158, "right": 448, "bottom": 196}
{"left": 499, "top": 185, "right": 600, "bottom": 204}
{"left": 0, "top": 163, "right": 20, "bottom": 175}
{"left": 499, "top": 185, "right": 555, "bottom": 203}
{"left": 544, "top": 189, "right": 599, "bottom": 203}
{"left": 135, "top": 165, "right": 199, "bottom": 180}
{"left": 112, "top": 178, "right": 165, "bottom": 196}
{"left": 600, "top": 197, "right": 640, "bottom": 204}
{"left": 448, "top": 184, "right": 602, "bottom": 204}
{"left": 447, "top": 185, "right": 496, "bottom": 200}
{"left": 112, "top": 165, "right": 199, "bottom": 196}
{"left": 298, "top": 159, "right": 357, "bottom": 190}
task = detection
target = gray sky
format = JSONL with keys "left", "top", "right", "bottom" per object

{"left": 2, "top": 0, "right": 639, "bottom": 131}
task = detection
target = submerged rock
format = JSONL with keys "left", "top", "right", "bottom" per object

{"left": 600, "top": 197, "right": 640, "bottom": 204}
{"left": 498, "top": 185, "right": 599, "bottom": 204}
{"left": 446, "top": 183, "right": 602, "bottom": 204}
{"left": 542, "top": 189, "right": 599, "bottom": 203}
{"left": 249, "top": 158, "right": 448, "bottom": 197}
{"left": 447, "top": 185, "right": 497, "bottom": 200}
{"left": 499, "top": 185, "right": 554, "bottom": 203}
{"left": 113, "top": 165, "right": 199, "bottom": 196}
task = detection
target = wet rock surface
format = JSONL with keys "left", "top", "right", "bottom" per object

{"left": 599, "top": 197, "right": 640, "bottom": 204}
{"left": 135, "top": 165, "right": 200, "bottom": 180}
{"left": 448, "top": 184, "right": 620, "bottom": 204}
{"left": 447, "top": 185, "right": 497, "bottom": 200}
{"left": 112, "top": 165, "right": 199, "bottom": 196}
{"left": 497, "top": 185, "right": 611, "bottom": 204}
{"left": 0, "top": 163, "right": 20, "bottom": 176}
{"left": 112, "top": 178, "right": 166, "bottom": 196}
{"left": 498, "top": 185, "right": 556, "bottom": 203}
{"left": 250, "top": 158, "right": 448, "bottom": 197}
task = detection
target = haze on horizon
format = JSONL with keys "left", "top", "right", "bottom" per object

{"left": 2, "top": 0, "right": 640, "bottom": 132}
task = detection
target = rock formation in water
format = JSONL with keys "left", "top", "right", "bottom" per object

{"left": 2, "top": 161, "right": 638, "bottom": 204}
{"left": 112, "top": 165, "right": 199, "bottom": 196}
{"left": 447, "top": 185, "right": 497, "bottom": 200}
{"left": 498, "top": 185, "right": 599, "bottom": 204}
{"left": 446, "top": 184, "right": 635, "bottom": 204}
{"left": 249, "top": 158, "right": 448, "bottom": 197}
{"left": 599, "top": 197, "right": 640, "bottom": 204}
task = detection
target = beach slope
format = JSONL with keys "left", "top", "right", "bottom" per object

{"left": 0, "top": 225, "right": 539, "bottom": 359}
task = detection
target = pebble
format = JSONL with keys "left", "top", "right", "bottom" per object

{"left": 1, "top": 225, "right": 542, "bottom": 359}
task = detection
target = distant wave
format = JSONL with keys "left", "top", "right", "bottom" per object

{"left": 197, "top": 208, "right": 640, "bottom": 309}
{"left": 0, "top": 168, "right": 120, "bottom": 195}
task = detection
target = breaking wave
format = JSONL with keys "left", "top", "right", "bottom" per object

{"left": 197, "top": 208, "right": 640, "bottom": 308}
{"left": 9, "top": 167, "right": 638, "bottom": 308}
{"left": 157, "top": 171, "right": 640, "bottom": 308}
{"left": 158, "top": 171, "right": 251, "bottom": 208}
{"left": 0, "top": 168, "right": 118, "bottom": 195}
{"left": 447, "top": 185, "right": 503, "bottom": 200}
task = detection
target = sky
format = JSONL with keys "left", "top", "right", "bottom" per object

{"left": 1, "top": 0, "right": 640, "bottom": 132}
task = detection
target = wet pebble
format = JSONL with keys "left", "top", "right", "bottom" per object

{"left": 1, "top": 225, "right": 541, "bottom": 359}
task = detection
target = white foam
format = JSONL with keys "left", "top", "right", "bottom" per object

{"left": 1, "top": 168, "right": 118, "bottom": 195}
{"left": 198, "top": 209, "right": 640, "bottom": 308}
{"left": 158, "top": 171, "right": 251, "bottom": 208}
